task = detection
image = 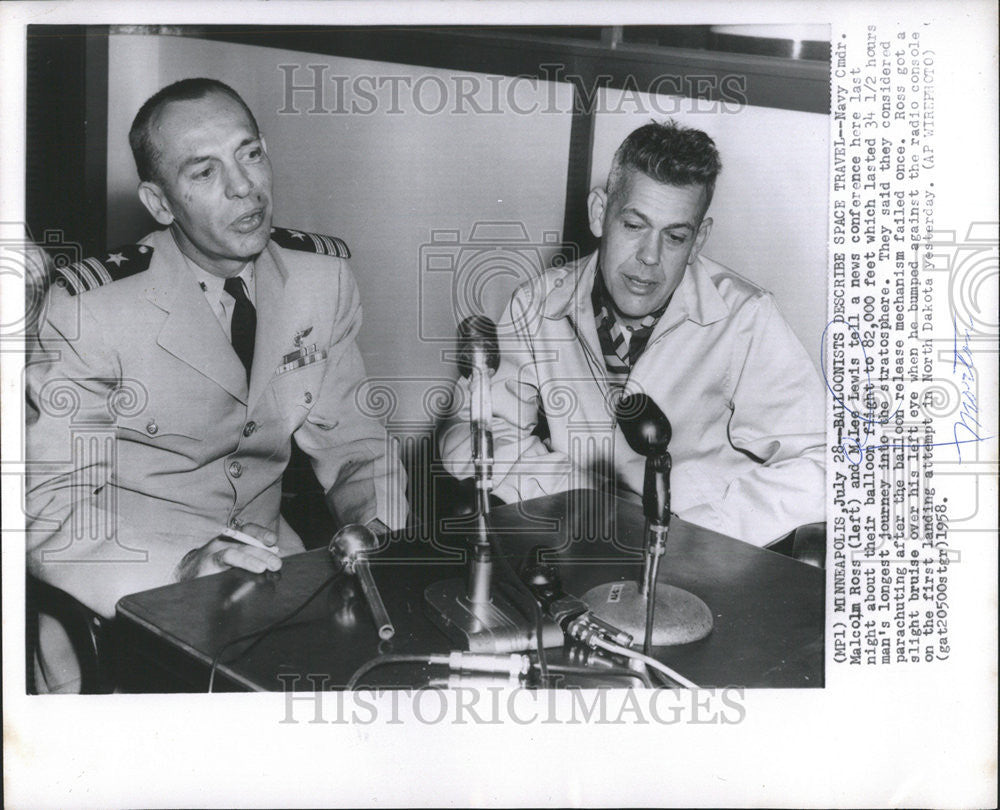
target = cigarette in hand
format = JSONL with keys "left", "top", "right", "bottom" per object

{"left": 219, "top": 526, "right": 276, "bottom": 552}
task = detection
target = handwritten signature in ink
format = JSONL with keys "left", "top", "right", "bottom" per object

{"left": 950, "top": 315, "right": 985, "bottom": 461}
{"left": 821, "top": 316, "right": 990, "bottom": 466}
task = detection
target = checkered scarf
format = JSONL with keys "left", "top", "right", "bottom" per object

{"left": 591, "top": 270, "right": 670, "bottom": 385}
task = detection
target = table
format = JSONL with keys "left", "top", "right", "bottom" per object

{"left": 116, "top": 491, "right": 824, "bottom": 691}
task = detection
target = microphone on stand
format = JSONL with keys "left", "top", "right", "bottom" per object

{"left": 456, "top": 316, "right": 500, "bottom": 605}
{"left": 456, "top": 315, "right": 500, "bottom": 509}
{"left": 617, "top": 393, "right": 672, "bottom": 529}
{"left": 581, "top": 392, "right": 713, "bottom": 650}
{"left": 329, "top": 524, "right": 395, "bottom": 641}
{"left": 616, "top": 394, "right": 674, "bottom": 654}
{"left": 424, "top": 316, "right": 559, "bottom": 652}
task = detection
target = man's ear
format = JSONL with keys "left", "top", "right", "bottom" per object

{"left": 137, "top": 181, "right": 174, "bottom": 226}
{"left": 587, "top": 187, "right": 608, "bottom": 239}
{"left": 688, "top": 216, "right": 713, "bottom": 265}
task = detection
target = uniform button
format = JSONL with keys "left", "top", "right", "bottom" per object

{"left": 228, "top": 517, "right": 243, "bottom": 529}
{"left": 243, "top": 420, "right": 257, "bottom": 437}
{"left": 304, "top": 391, "right": 313, "bottom": 404}
{"left": 228, "top": 460, "right": 243, "bottom": 478}
{"left": 146, "top": 420, "right": 158, "bottom": 435}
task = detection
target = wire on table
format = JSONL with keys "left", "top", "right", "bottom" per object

{"left": 591, "top": 637, "right": 700, "bottom": 689}
{"left": 485, "top": 531, "right": 551, "bottom": 686}
{"left": 207, "top": 570, "right": 343, "bottom": 692}
{"left": 543, "top": 662, "right": 653, "bottom": 689}
{"left": 346, "top": 653, "right": 445, "bottom": 690}
{"left": 346, "top": 652, "right": 653, "bottom": 690}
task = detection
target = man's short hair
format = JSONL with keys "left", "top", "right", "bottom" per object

{"left": 128, "top": 78, "right": 259, "bottom": 183}
{"left": 606, "top": 120, "right": 722, "bottom": 214}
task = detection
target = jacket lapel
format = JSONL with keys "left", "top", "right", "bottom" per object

{"left": 550, "top": 253, "right": 607, "bottom": 377}
{"left": 629, "top": 257, "right": 731, "bottom": 390}
{"left": 643, "top": 256, "right": 730, "bottom": 345}
{"left": 144, "top": 230, "right": 248, "bottom": 403}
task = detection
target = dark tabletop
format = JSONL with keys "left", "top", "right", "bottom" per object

{"left": 116, "top": 491, "right": 824, "bottom": 691}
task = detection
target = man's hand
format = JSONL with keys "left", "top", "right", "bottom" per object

{"left": 175, "top": 523, "right": 282, "bottom": 581}
{"left": 366, "top": 517, "right": 390, "bottom": 536}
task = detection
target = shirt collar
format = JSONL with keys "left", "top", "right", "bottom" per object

{"left": 590, "top": 266, "right": 669, "bottom": 330}
{"left": 183, "top": 254, "right": 256, "bottom": 304}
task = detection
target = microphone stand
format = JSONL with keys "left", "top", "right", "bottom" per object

{"left": 464, "top": 361, "right": 495, "bottom": 609}
{"left": 581, "top": 394, "right": 713, "bottom": 650}
{"left": 641, "top": 452, "right": 671, "bottom": 655}
{"left": 424, "top": 317, "right": 561, "bottom": 653}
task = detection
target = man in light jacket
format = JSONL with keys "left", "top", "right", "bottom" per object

{"left": 440, "top": 120, "right": 824, "bottom": 547}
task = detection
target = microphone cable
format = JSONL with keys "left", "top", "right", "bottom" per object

{"left": 542, "top": 662, "right": 652, "bottom": 688}
{"left": 484, "top": 529, "right": 551, "bottom": 686}
{"left": 345, "top": 651, "right": 652, "bottom": 690}
{"left": 347, "top": 651, "right": 528, "bottom": 690}
{"left": 207, "top": 569, "right": 343, "bottom": 693}
{"left": 346, "top": 653, "right": 447, "bottom": 690}
{"left": 589, "top": 636, "right": 699, "bottom": 689}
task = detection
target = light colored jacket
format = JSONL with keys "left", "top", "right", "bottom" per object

{"left": 440, "top": 251, "right": 824, "bottom": 546}
{"left": 26, "top": 228, "right": 407, "bottom": 618}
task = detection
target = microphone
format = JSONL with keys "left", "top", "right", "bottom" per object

{"left": 329, "top": 524, "right": 395, "bottom": 640}
{"left": 616, "top": 393, "right": 672, "bottom": 528}
{"left": 423, "top": 315, "right": 544, "bottom": 653}
{"left": 616, "top": 393, "right": 675, "bottom": 654}
{"left": 457, "top": 316, "right": 499, "bottom": 496}
{"left": 456, "top": 315, "right": 500, "bottom": 378}
{"left": 582, "top": 393, "right": 713, "bottom": 649}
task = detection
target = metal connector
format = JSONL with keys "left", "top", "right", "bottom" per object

{"left": 565, "top": 613, "right": 633, "bottom": 650}
{"left": 447, "top": 651, "right": 531, "bottom": 677}
{"left": 584, "top": 614, "right": 633, "bottom": 648}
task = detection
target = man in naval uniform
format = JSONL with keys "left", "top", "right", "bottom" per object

{"left": 440, "top": 120, "right": 824, "bottom": 548}
{"left": 26, "top": 78, "right": 407, "bottom": 691}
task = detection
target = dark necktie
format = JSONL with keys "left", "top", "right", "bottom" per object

{"left": 224, "top": 275, "right": 256, "bottom": 382}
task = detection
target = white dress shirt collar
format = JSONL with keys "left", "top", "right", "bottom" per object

{"left": 182, "top": 256, "right": 256, "bottom": 340}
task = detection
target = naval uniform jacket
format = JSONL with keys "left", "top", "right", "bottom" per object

{"left": 439, "top": 251, "right": 825, "bottom": 546}
{"left": 26, "top": 227, "right": 407, "bottom": 618}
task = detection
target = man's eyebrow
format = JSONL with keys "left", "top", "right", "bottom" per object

{"left": 177, "top": 137, "right": 261, "bottom": 172}
{"left": 178, "top": 154, "right": 213, "bottom": 172}
{"left": 620, "top": 206, "right": 695, "bottom": 231}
